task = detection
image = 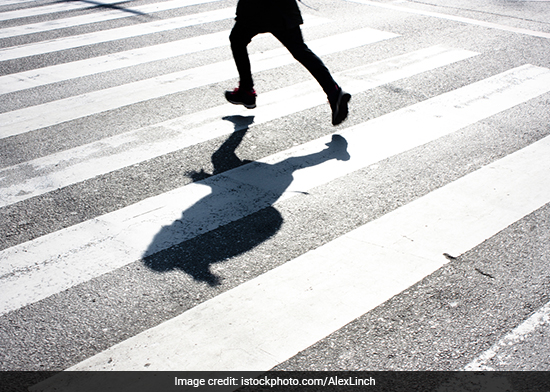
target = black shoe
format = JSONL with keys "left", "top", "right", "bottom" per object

{"left": 330, "top": 87, "right": 351, "bottom": 126}
{"left": 225, "top": 87, "right": 257, "bottom": 109}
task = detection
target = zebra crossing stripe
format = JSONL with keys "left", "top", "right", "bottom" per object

{"left": 0, "top": 0, "right": 223, "bottom": 39}
{"left": 0, "top": 27, "right": 398, "bottom": 138}
{"left": 0, "top": 7, "right": 236, "bottom": 61}
{"left": 0, "top": 15, "right": 329, "bottom": 94}
{"left": 0, "top": 45, "right": 473, "bottom": 207}
{"left": 1, "top": 64, "right": 549, "bottom": 317}
{"left": 0, "top": 0, "right": 126, "bottom": 21}
{"left": 465, "top": 300, "right": 550, "bottom": 370}
{"left": 67, "top": 132, "right": 550, "bottom": 371}
{"left": 348, "top": 0, "right": 550, "bottom": 39}
{"left": 0, "top": 30, "right": 229, "bottom": 93}
{"left": 0, "top": 0, "right": 42, "bottom": 6}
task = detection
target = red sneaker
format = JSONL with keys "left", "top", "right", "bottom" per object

{"left": 225, "top": 87, "right": 257, "bottom": 109}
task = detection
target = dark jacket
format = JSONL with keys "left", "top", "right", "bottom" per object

{"left": 235, "top": 0, "right": 304, "bottom": 31}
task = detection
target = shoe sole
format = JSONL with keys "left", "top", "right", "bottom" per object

{"left": 227, "top": 100, "right": 256, "bottom": 109}
{"left": 226, "top": 97, "right": 256, "bottom": 109}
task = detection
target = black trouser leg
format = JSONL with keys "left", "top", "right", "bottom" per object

{"left": 271, "top": 26, "right": 338, "bottom": 98}
{"left": 229, "top": 23, "right": 258, "bottom": 91}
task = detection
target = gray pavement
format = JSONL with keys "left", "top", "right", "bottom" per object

{"left": 1, "top": 0, "right": 550, "bottom": 389}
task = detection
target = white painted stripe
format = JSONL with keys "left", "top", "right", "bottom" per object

{"left": 0, "top": 7, "right": 235, "bottom": 61}
{"left": 1, "top": 64, "right": 549, "bottom": 316}
{"left": 0, "top": 15, "right": 329, "bottom": 94}
{"left": 0, "top": 45, "right": 472, "bottom": 207}
{"left": 67, "top": 134, "right": 550, "bottom": 371}
{"left": 0, "top": 0, "right": 222, "bottom": 39}
{"left": 0, "top": 30, "right": 231, "bottom": 94}
{"left": 0, "top": 0, "right": 125, "bottom": 21}
{"left": 348, "top": 0, "right": 550, "bottom": 39}
{"left": 0, "top": 0, "right": 42, "bottom": 6}
{"left": 0, "top": 27, "right": 397, "bottom": 138}
{"left": 465, "top": 300, "right": 550, "bottom": 370}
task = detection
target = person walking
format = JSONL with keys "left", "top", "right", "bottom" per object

{"left": 225, "top": 0, "right": 351, "bottom": 126}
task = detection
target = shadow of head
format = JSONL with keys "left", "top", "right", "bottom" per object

{"left": 143, "top": 206, "right": 283, "bottom": 286}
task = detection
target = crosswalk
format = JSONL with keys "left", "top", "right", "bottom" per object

{"left": 1, "top": 0, "right": 550, "bottom": 384}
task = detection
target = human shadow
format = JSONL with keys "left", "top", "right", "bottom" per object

{"left": 143, "top": 116, "right": 350, "bottom": 286}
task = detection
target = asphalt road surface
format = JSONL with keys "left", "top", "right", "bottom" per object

{"left": 1, "top": 0, "right": 550, "bottom": 390}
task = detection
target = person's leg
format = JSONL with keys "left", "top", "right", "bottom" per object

{"left": 229, "top": 22, "right": 257, "bottom": 91}
{"left": 271, "top": 26, "right": 337, "bottom": 97}
{"left": 271, "top": 26, "right": 350, "bottom": 125}
{"left": 226, "top": 22, "right": 259, "bottom": 108}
